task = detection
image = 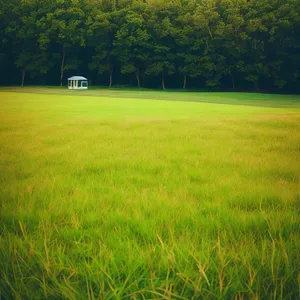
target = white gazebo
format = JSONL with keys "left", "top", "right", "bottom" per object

{"left": 68, "top": 76, "right": 88, "bottom": 90}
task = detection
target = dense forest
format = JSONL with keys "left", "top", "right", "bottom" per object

{"left": 0, "top": 0, "right": 299, "bottom": 92}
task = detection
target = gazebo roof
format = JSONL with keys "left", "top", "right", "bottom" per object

{"left": 68, "top": 76, "right": 87, "bottom": 80}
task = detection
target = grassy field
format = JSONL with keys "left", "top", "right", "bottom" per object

{"left": 0, "top": 88, "right": 299, "bottom": 299}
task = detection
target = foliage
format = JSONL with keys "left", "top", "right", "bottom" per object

{"left": 1, "top": 0, "right": 300, "bottom": 90}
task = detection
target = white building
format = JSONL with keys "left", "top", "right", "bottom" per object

{"left": 68, "top": 76, "right": 88, "bottom": 90}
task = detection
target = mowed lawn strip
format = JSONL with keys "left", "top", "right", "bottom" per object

{"left": 1, "top": 87, "right": 300, "bottom": 108}
{"left": 0, "top": 90, "right": 300, "bottom": 299}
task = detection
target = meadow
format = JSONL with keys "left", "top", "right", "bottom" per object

{"left": 0, "top": 88, "right": 299, "bottom": 299}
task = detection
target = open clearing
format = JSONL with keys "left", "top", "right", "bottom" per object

{"left": 0, "top": 88, "right": 300, "bottom": 299}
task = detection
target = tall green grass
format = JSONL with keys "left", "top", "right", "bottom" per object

{"left": 0, "top": 89, "right": 300, "bottom": 299}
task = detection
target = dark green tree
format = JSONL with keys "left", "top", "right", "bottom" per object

{"left": 0, "top": 0, "right": 299, "bottom": 92}
{"left": 114, "top": 8, "right": 150, "bottom": 88}
{"left": 37, "top": 2, "right": 87, "bottom": 86}
{"left": 88, "top": 11, "right": 117, "bottom": 87}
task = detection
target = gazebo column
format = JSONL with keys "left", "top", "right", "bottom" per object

{"left": 67, "top": 76, "right": 88, "bottom": 89}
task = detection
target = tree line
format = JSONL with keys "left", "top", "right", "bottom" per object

{"left": 0, "top": 0, "right": 300, "bottom": 92}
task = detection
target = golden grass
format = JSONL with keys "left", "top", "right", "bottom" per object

{"left": 0, "top": 90, "right": 300, "bottom": 299}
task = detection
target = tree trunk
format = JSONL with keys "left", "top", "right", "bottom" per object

{"left": 109, "top": 72, "right": 113, "bottom": 87}
{"left": 60, "top": 52, "right": 65, "bottom": 87}
{"left": 162, "top": 72, "right": 165, "bottom": 89}
{"left": 135, "top": 68, "right": 140, "bottom": 88}
{"left": 183, "top": 75, "right": 187, "bottom": 89}
{"left": 232, "top": 74, "right": 235, "bottom": 89}
{"left": 21, "top": 70, "right": 25, "bottom": 87}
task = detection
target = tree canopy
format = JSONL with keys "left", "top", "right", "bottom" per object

{"left": 1, "top": 0, "right": 300, "bottom": 92}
